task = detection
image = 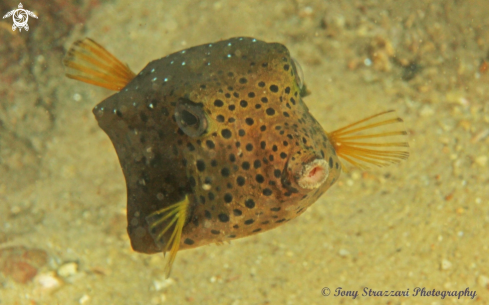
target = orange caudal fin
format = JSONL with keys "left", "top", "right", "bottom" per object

{"left": 62, "top": 38, "right": 136, "bottom": 91}
{"left": 327, "top": 110, "right": 410, "bottom": 170}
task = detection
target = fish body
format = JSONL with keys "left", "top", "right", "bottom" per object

{"left": 63, "top": 37, "right": 408, "bottom": 275}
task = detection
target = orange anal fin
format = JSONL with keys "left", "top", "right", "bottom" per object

{"left": 146, "top": 195, "right": 190, "bottom": 278}
{"left": 327, "top": 110, "right": 410, "bottom": 170}
{"left": 62, "top": 38, "right": 136, "bottom": 91}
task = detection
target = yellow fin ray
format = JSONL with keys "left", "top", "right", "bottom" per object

{"left": 146, "top": 195, "right": 190, "bottom": 278}
{"left": 328, "top": 110, "right": 410, "bottom": 170}
{"left": 63, "top": 38, "right": 136, "bottom": 91}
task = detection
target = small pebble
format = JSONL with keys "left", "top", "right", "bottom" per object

{"left": 36, "top": 272, "right": 62, "bottom": 291}
{"left": 153, "top": 277, "right": 174, "bottom": 291}
{"left": 79, "top": 294, "right": 90, "bottom": 304}
{"left": 420, "top": 105, "right": 434, "bottom": 117}
{"left": 441, "top": 259, "right": 452, "bottom": 270}
{"left": 57, "top": 262, "right": 79, "bottom": 278}
{"left": 250, "top": 267, "right": 257, "bottom": 275}
{"left": 299, "top": 6, "right": 314, "bottom": 18}
{"left": 477, "top": 275, "right": 489, "bottom": 288}
{"left": 151, "top": 294, "right": 167, "bottom": 304}
{"left": 475, "top": 155, "right": 487, "bottom": 167}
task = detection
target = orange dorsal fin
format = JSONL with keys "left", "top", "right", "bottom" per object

{"left": 327, "top": 110, "right": 410, "bottom": 170}
{"left": 62, "top": 38, "right": 136, "bottom": 91}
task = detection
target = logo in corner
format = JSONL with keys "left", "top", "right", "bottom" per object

{"left": 3, "top": 3, "right": 38, "bottom": 32}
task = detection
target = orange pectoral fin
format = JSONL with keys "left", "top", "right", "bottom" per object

{"left": 327, "top": 110, "right": 410, "bottom": 170}
{"left": 62, "top": 38, "right": 136, "bottom": 91}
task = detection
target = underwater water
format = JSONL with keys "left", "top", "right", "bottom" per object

{"left": 1, "top": 0, "right": 489, "bottom": 304}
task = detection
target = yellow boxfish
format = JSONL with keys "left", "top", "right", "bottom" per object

{"left": 63, "top": 37, "right": 409, "bottom": 276}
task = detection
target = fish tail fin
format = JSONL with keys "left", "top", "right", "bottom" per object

{"left": 145, "top": 195, "right": 190, "bottom": 278}
{"left": 327, "top": 110, "right": 410, "bottom": 170}
{"left": 62, "top": 38, "right": 136, "bottom": 91}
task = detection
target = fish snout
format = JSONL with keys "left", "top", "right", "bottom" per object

{"left": 285, "top": 151, "right": 329, "bottom": 191}
{"left": 297, "top": 158, "right": 329, "bottom": 189}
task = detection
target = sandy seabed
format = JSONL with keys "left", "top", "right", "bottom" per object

{"left": 1, "top": 0, "right": 489, "bottom": 304}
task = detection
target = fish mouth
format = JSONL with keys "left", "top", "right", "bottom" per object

{"left": 297, "top": 158, "right": 329, "bottom": 189}
{"left": 283, "top": 152, "right": 330, "bottom": 191}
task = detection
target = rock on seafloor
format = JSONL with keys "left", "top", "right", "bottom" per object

{"left": 0, "top": 246, "right": 48, "bottom": 284}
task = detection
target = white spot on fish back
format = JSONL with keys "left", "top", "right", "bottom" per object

{"left": 151, "top": 68, "right": 155, "bottom": 73}
{"left": 149, "top": 103, "right": 154, "bottom": 109}
{"left": 152, "top": 77, "right": 157, "bottom": 82}
{"left": 181, "top": 50, "right": 186, "bottom": 54}
{"left": 227, "top": 54, "right": 231, "bottom": 58}
{"left": 228, "top": 43, "right": 232, "bottom": 46}
{"left": 182, "top": 62, "right": 186, "bottom": 65}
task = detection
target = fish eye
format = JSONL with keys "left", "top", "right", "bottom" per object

{"left": 291, "top": 57, "right": 304, "bottom": 90}
{"left": 174, "top": 98, "right": 208, "bottom": 137}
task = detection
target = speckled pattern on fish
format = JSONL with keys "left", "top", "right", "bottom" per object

{"left": 92, "top": 37, "right": 339, "bottom": 250}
